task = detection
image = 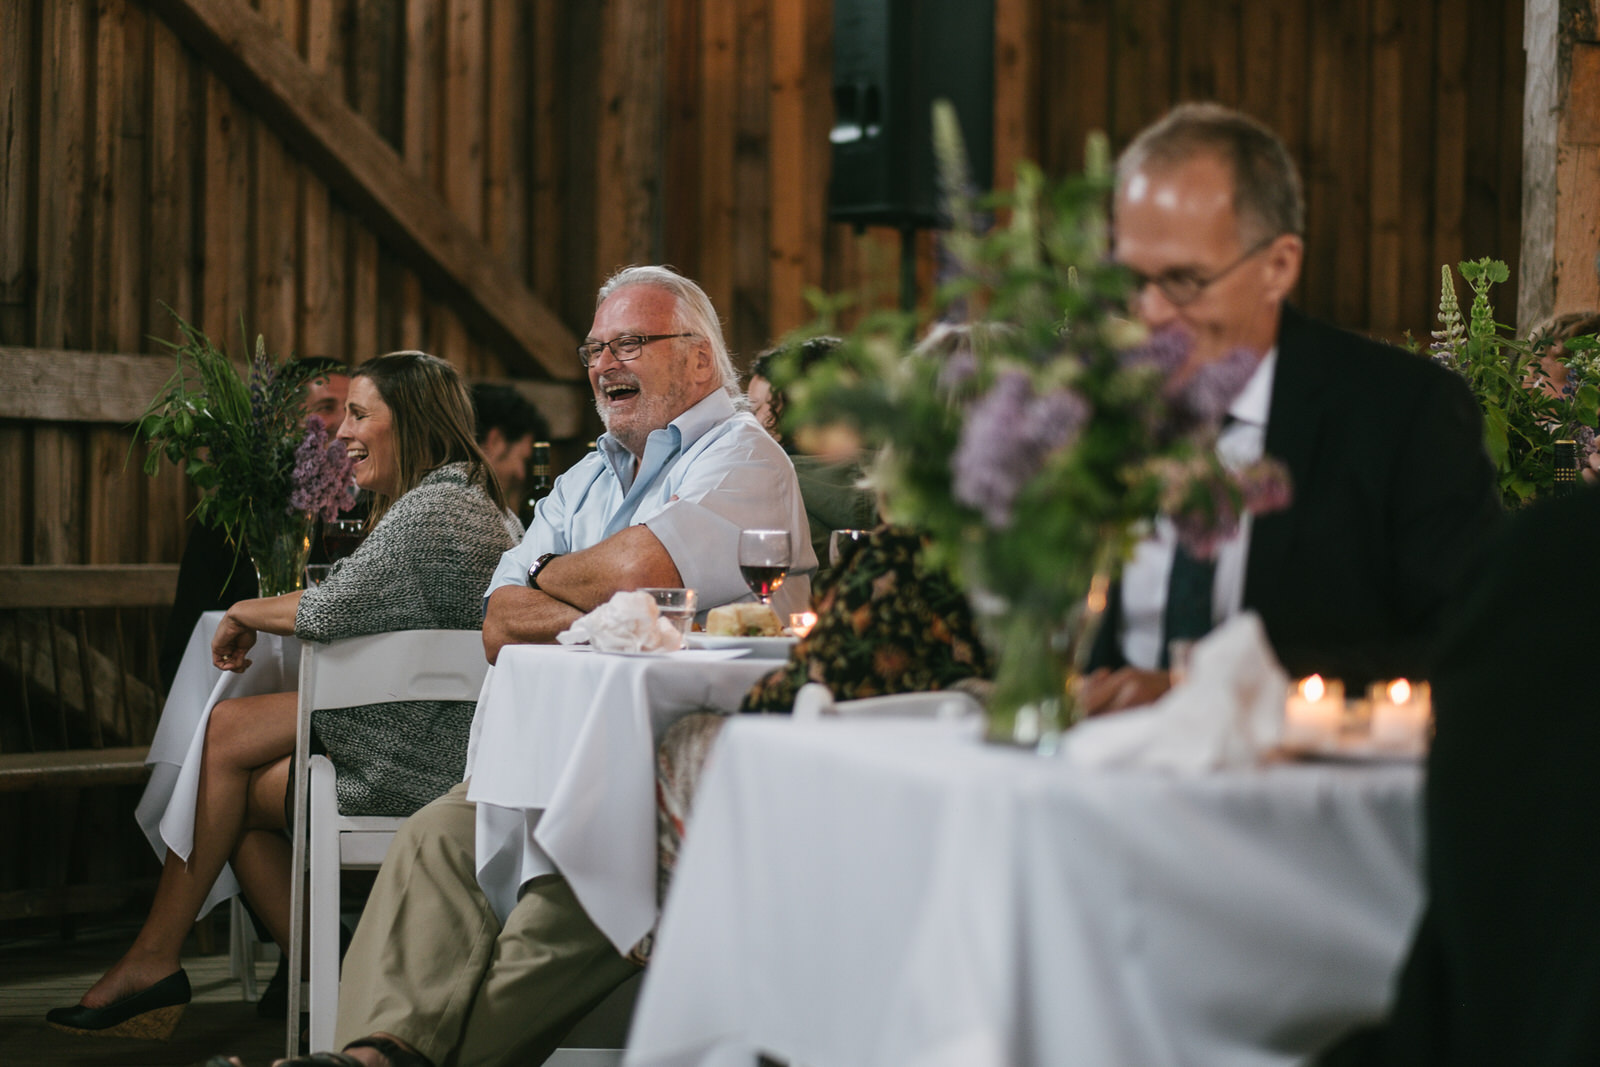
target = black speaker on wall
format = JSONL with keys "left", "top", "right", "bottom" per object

{"left": 828, "top": 0, "right": 995, "bottom": 229}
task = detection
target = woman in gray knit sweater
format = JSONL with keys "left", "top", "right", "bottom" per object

{"left": 50, "top": 352, "right": 520, "bottom": 1039}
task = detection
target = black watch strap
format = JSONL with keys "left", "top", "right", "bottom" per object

{"left": 526, "top": 551, "right": 561, "bottom": 590}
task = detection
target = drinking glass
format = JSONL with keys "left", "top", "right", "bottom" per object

{"left": 738, "top": 529, "right": 791, "bottom": 605}
{"left": 641, "top": 587, "right": 697, "bottom": 637}
{"left": 828, "top": 528, "right": 870, "bottom": 567}
{"left": 305, "top": 564, "right": 332, "bottom": 587}
{"left": 322, "top": 518, "right": 366, "bottom": 562}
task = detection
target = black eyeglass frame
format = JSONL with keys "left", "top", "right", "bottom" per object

{"left": 577, "top": 332, "right": 696, "bottom": 368}
{"left": 1122, "top": 235, "right": 1279, "bottom": 308}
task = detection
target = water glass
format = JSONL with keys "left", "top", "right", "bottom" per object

{"left": 828, "top": 528, "right": 870, "bottom": 567}
{"left": 641, "top": 587, "right": 697, "bottom": 637}
{"left": 305, "top": 564, "right": 332, "bottom": 587}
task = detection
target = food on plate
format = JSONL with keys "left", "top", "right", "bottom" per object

{"left": 706, "top": 602, "right": 783, "bottom": 637}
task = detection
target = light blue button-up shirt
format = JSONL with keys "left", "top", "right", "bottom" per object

{"left": 487, "top": 388, "right": 817, "bottom": 619}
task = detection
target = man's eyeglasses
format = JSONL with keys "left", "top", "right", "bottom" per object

{"left": 1122, "top": 237, "right": 1275, "bottom": 308}
{"left": 577, "top": 333, "right": 695, "bottom": 368}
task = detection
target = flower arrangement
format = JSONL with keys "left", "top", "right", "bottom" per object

{"left": 1421, "top": 258, "right": 1600, "bottom": 507}
{"left": 773, "top": 106, "right": 1290, "bottom": 745}
{"left": 136, "top": 312, "right": 356, "bottom": 593}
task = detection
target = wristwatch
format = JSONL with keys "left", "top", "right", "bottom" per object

{"left": 526, "top": 551, "right": 561, "bottom": 590}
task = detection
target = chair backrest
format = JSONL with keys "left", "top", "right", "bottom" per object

{"left": 791, "top": 681, "right": 981, "bottom": 722}
{"left": 300, "top": 629, "right": 490, "bottom": 711}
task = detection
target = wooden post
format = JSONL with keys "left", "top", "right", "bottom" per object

{"left": 1521, "top": 0, "right": 1600, "bottom": 330}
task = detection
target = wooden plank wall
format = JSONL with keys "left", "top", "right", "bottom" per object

{"left": 1, "top": 0, "right": 1525, "bottom": 574}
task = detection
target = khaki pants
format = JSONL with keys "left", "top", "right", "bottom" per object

{"left": 335, "top": 781, "right": 640, "bottom": 1067}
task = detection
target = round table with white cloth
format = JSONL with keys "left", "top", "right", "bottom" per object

{"left": 626, "top": 715, "right": 1424, "bottom": 1067}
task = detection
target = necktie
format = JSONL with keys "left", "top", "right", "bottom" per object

{"left": 1161, "top": 541, "right": 1215, "bottom": 668}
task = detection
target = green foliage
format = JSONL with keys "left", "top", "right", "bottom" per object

{"left": 133, "top": 310, "right": 326, "bottom": 550}
{"left": 1423, "top": 260, "right": 1599, "bottom": 507}
{"left": 771, "top": 105, "right": 1286, "bottom": 628}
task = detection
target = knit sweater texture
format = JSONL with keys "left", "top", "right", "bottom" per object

{"left": 295, "top": 461, "right": 519, "bottom": 814}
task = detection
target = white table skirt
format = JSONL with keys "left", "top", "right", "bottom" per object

{"left": 133, "top": 611, "right": 299, "bottom": 918}
{"left": 627, "top": 717, "right": 1424, "bottom": 1067}
{"left": 464, "top": 644, "right": 774, "bottom": 952}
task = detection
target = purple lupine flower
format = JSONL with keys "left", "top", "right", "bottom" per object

{"left": 952, "top": 371, "right": 1089, "bottom": 527}
{"left": 289, "top": 416, "right": 359, "bottom": 522}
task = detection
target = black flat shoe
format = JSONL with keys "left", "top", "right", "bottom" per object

{"left": 255, "top": 953, "right": 289, "bottom": 1018}
{"left": 46, "top": 969, "right": 191, "bottom": 1039}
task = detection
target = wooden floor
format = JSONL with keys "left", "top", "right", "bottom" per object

{"left": 0, "top": 919, "right": 285, "bottom": 1067}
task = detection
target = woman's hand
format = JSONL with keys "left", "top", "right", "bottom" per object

{"left": 212, "top": 610, "right": 259, "bottom": 673}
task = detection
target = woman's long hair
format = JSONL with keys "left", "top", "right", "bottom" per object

{"left": 353, "top": 350, "right": 506, "bottom": 528}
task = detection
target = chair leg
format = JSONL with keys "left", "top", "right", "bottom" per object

{"left": 230, "top": 895, "right": 260, "bottom": 1002}
{"left": 309, "top": 757, "right": 342, "bottom": 1053}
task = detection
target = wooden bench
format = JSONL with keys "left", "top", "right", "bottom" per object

{"left": 0, "top": 746, "right": 152, "bottom": 792}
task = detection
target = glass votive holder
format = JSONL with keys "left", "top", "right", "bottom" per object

{"left": 1367, "top": 679, "right": 1432, "bottom": 748}
{"left": 1283, "top": 674, "right": 1345, "bottom": 746}
{"left": 827, "top": 528, "right": 870, "bottom": 567}
{"left": 789, "top": 612, "right": 818, "bottom": 638}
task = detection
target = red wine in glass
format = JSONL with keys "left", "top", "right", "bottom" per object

{"left": 740, "top": 564, "right": 788, "bottom": 602}
{"left": 322, "top": 519, "right": 366, "bottom": 562}
{"left": 738, "top": 529, "right": 791, "bottom": 605}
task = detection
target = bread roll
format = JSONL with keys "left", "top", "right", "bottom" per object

{"left": 706, "top": 602, "right": 783, "bottom": 636}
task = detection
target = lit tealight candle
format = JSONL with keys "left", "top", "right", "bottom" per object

{"left": 1284, "top": 674, "right": 1345, "bottom": 746}
{"left": 1369, "top": 679, "right": 1432, "bottom": 749}
{"left": 789, "top": 612, "right": 818, "bottom": 638}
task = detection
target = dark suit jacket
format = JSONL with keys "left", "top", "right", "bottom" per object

{"left": 1091, "top": 305, "right": 1502, "bottom": 688}
{"left": 1316, "top": 488, "right": 1600, "bottom": 1066}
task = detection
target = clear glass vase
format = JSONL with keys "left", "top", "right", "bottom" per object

{"left": 245, "top": 509, "right": 315, "bottom": 597}
{"left": 980, "top": 568, "right": 1112, "bottom": 753}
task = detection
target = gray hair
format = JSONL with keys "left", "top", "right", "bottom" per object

{"left": 1116, "top": 102, "right": 1305, "bottom": 245}
{"left": 596, "top": 265, "right": 742, "bottom": 402}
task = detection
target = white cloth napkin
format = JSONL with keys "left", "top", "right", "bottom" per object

{"left": 556, "top": 589, "right": 685, "bottom": 653}
{"left": 1065, "top": 611, "right": 1288, "bottom": 771}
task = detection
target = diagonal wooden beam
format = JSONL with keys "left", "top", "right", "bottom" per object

{"left": 146, "top": 0, "right": 581, "bottom": 381}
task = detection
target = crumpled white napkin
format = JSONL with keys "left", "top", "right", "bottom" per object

{"left": 556, "top": 589, "right": 685, "bottom": 653}
{"left": 1064, "top": 611, "right": 1289, "bottom": 772}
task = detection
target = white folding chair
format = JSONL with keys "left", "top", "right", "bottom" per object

{"left": 791, "top": 681, "right": 982, "bottom": 721}
{"left": 286, "top": 629, "right": 489, "bottom": 1058}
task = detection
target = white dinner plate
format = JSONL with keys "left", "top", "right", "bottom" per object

{"left": 687, "top": 634, "right": 798, "bottom": 659}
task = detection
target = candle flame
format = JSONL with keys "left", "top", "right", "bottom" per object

{"left": 1302, "top": 674, "right": 1325, "bottom": 701}
{"left": 1388, "top": 679, "right": 1411, "bottom": 704}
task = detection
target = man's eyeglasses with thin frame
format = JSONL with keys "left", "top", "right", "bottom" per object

{"left": 577, "top": 333, "right": 696, "bottom": 368}
{"left": 1122, "top": 236, "right": 1277, "bottom": 308}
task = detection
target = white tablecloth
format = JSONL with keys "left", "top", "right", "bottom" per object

{"left": 464, "top": 644, "right": 776, "bottom": 952}
{"left": 627, "top": 717, "right": 1424, "bottom": 1067}
{"left": 133, "top": 610, "right": 299, "bottom": 918}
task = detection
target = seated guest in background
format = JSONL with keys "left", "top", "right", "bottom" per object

{"left": 1084, "top": 102, "right": 1500, "bottom": 712}
{"left": 49, "top": 352, "right": 519, "bottom": 1040}
{"left": 748, "top": 336, "right": 878, "bottom": 564}
{"left": 1314, "top": 489, "right": 1600, "bottom": 1067}
{"left": 470, "top": 381, "right": 550, "bottom": 508}
{"left": 654, "top": 524, "right": 992, "bottom": 914}
{"left": 157, "top": 356, "right": 352, "bottom": 690}
{"left": 317, "top": 265, "right": 814, "bottom": 1067}
{"left": 1528, "top": 309, "right": 1600, "bottom": 485}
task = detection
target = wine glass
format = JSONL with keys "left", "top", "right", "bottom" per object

{"left": 738, "top": 529, "right": 791, "bottom": 605}
{"left": 828, "top": 528, "right": 870, "bottom": 567}
{"left": 322, "top": 518, "right": 366, "bottom": 563}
